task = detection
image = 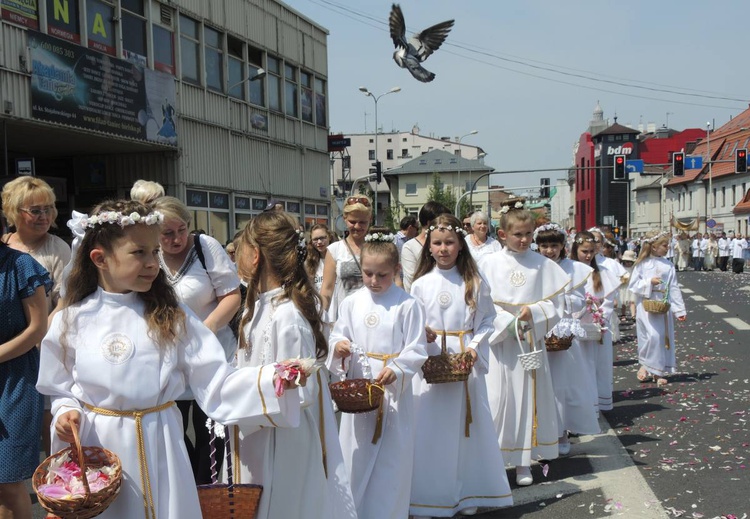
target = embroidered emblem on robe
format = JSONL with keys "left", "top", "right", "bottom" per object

{"left": 101, "top": 333, "right": 135, "bottom": 364}
{"left": 364, "top": 312, "right": 380, "bottom": 328}
{"left": 509, "top": 270, "right": 526, "bottom": 287}
{"left": 437, "top": 291, "right": 452, "bottom": 308}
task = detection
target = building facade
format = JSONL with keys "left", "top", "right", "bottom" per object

{"left": 1, "top": 0, "right": 331, "bottom": 244}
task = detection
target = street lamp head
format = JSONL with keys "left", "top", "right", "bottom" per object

{"left": 469, "top": 130, "right": 478, "bottom": 135}
{"left": 251, "top": 68, "right": 266, "bottom": 81}
{"left": 389, "top": 87, "right": 401, "bottom": 93}
{"left": 359, "top": 86, "right": 369, "bottom": 94}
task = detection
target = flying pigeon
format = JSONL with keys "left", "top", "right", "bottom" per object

{"left": 388, "top": 4, "right": 454, "bottom": 83}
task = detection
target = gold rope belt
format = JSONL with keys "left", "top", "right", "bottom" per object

{"left": 84, "top": 400, "right": 176, "bottom": 519}
{"left": 365, "top": 352, "right": 400, "bottom": 444}
{"left": 431, "top": 329, "right": 474, "bottom": 438}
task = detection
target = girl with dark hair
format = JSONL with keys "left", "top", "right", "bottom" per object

{"left": 305, "top": 223, "right": 337, "bottom": 290}
{"left": 401, "top": 201, "right": 451, "bottom": 292}
{"left": 234, "top": 210, "right": 356, "bottom": 519}
{"left": 37, "top": 200, "right": 302, "bottom": 519}
{"left": 329, "top": 227, "right": 428, "bottom": 519}
{"left": 410, "top": 215, "right": 512, "bottom": 517}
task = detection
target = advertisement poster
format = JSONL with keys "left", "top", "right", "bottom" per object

{"left": 2, "top": 0, "right": 39, "bottom": 29}
{"left": 28, "top": 30, "right": 177, "bottom": 146}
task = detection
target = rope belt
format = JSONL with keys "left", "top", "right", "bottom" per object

{"left": 365, "top": 352, "right": 400, "bottom": 444}
{"left": 316, "top": 371, "right": 328, "bottom": 478}
{"left": 84, "top": 400, "right": 175, "bottom": 519}
{"left": 432, "top": 329, "right": 474, "bottom": 438}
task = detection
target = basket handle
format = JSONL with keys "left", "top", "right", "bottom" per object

{"left": 440, "top": 330, "right": 448, "bottom": 355}
{"left": 70, "top": 422, "right": 92, "bottom": 500}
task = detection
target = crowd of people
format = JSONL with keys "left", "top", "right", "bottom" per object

{"left": 0, "top": 184, "right": 694, "bottom": 519}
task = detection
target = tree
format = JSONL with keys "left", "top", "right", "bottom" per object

{"left": 426, "top": 172, "right": 471, "bottom": 217}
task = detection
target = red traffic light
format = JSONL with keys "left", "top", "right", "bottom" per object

{"left": 675, "top": 154, "right": 683, "bottom": 162}
{"left": 739, "top": 150, "right": 747, "bottom": 159}
{"left": 615, "top": 156, "right": 624, "bottom": 164}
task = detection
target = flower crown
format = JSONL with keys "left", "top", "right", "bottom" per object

{"left": 643, "top": 231, "right": 670, "bottom": 244}
{"left": 533, "top": 222, "right": 565, "bottom": 241}
{"left": 499, "top": 200, "right": 525, "bottom": 214}
{"left": 427, "top": 224, "right": 468, "bottom": 237}
{"left": 70, "top": 210, "right": 164, "bottom": 235}
{"left": 575, "top": 236, "right": 597, "bottom": 244}
{"left": 364, "top": 232, "right": 395, "bottom": 243}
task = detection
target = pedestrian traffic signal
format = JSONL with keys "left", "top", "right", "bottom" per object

{"left": 736, "top": 148, "right": 747, "bottom": 173}
{"left": 372, "top": 161, "right": 383, "bottom": 183}
{"left": 673, "top": 152, "right": 685, "bottom": 177}
{"left": 613, "top": 155, "right": 626, "bottom": 180}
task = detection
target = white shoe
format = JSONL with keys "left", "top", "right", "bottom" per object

{"left": 558, "top": 436, "right": 571, "bottom": 456}
{"left": 516, "top": 465, "right": 533, "bottom": 486}
{"left": 460, "top": 507, "right": 478, "bottom": 515}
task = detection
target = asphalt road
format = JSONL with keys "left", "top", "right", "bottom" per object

{"left": 29, "top": 268, "right": 750, "bottom": 518}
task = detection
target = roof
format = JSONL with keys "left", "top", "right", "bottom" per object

{"left": 733, "top": 188, "right": 750, "bottom": 214}
{"left": 639, "top": 128, "right": 705, "bottom": 167}
{"left": 594, "top": 122, "right": 641, "bottom": 137}
{"left": 633, "top": 176, "right": 663, "bottom": 192}
{"left": 383, "top": 149, "right": 493, "bottom": 177}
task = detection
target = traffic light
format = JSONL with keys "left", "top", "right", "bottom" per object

{"left": 371, "top": 161, "right": 383, "bottom": 183}
{"left": 736, "top": 148, "right": 747, "bottom": 173}
{"left": 613, "top": 155, "right": 626, "bottom": 180}
{"left": 540, "top": 177, "right": 550, "bottom": 198}
{"left": 672, "top": 152, "right": 685, "bottom": 177}
{"left": 613, "top": 227, "right": 620, "bottom": 236}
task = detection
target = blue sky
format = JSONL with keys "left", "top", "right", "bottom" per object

{"left": 285, "top": 0, "right": 750, "bottom": 189}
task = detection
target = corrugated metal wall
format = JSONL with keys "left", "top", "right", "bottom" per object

{"left": 1, "top": 24, "right": 32, "bottom": 119}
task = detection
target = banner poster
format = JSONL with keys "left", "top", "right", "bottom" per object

{"left": 2, "top": 0, "right": 39, "bottom": 29}
{"left": 28, "top": 30, "right": 177, "bottom": 145}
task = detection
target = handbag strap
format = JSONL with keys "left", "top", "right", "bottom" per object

{"left": 343, "top": 238, "right": 362, "bottom": 275}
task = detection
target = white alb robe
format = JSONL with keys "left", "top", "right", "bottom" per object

{"left": 628, "top": 257, "right": 686, "bottom": 376}
{"left": 37, "top": 288, "right": 300, "bottom": 519}
{"left": 550, "top": 259, "right": 600, "bottom": 436}
{"left": 234, "top": 287, "right": 357, "bottom": 519}
{"left": 580, "top": 267, "right": 620, "bottom": 411}
{"left": 478, "top": 248, "right": 569, "bottom": 466}
{"left": 409, "top": 267, "right": 512, "bottom": 516}
{"left": 329, "top": 284, "right": 428, "bottom": 519}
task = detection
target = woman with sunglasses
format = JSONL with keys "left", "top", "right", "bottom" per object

{"left": 305, "top": 223, "right": 337, "bottom": 290}
{"left": 320, "top": 196, "right": 371, "bottom": 318}
{"left": 466, "top": 211, "right": 501, "bottom": 261}
{"left": 2, "top": 176, "right": 71, "bottom": 456}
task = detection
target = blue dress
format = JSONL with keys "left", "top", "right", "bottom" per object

{"left": 0, "top": 245, "right": 52, "bottom": 483}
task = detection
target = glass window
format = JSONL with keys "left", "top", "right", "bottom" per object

{"left": 401, "top": 149, "right": 408, "bottom": 157}
{"left": 204, "top": 26, "right": 223, "bottom": 92}
{"left": 284, "top": 64, "right": 298, "bottom": 117}
{"left": 227, "top": 36, "right": 245, "bottom": 99}
{"left": 47, "top": 0, "right": 81, "bottom": 43}
{"left": 368, "top": 150, "right": 375, "bottom": 160}
{"left": 122, "top": 4, "right": 147, "bottom": 65}
{"left": 300, "top": 71, "right": 313, "bottom": 123}
{"left": 121, "top": 0, "right": 144, "bottom": 13}
{"left": 315, "top": 77, "right": 326, "bottom": 127}
{"left": 248, "top": 47, "right": 265, "bottom": 106}
{"left": 153, "top": 25, "right": 174, "bottom": 74}
{"left": 87, "top": 0, "right": 115, "bottom": 55}
{"left": 180, "top": 15, "right": 199, "bottom": 83}
{"left": 267, "top": 56, "right": 281, "bottom": 111}
{"left": 387, "top": 149, "right": 393, "bottom": 160}
{"left": 406, "top": 183, "right": 417, "bottom": 195}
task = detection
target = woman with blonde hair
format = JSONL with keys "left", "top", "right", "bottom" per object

{"left": 130, "top": 179, "right": 165, "bottom": 205}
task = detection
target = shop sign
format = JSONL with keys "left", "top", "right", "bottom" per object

{"left": 28, "top": 30, "right": 177, "bottom": 145}
{"left": 2, "top": 0, "right": 39, "bottom": 29}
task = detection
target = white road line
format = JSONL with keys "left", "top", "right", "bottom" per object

{"left": 705, "top": 305, "right": 727, "bottom": 313}
{"left": 690, "top": 295, "right": 707, "bottom": 301}
{"left": 509, "top": 416, "right": 667, "bottom": 517}
{"left": 681, "top": 287, "right": 694, "bottom": 294}
{"left": 740, "top": 286, "right": 750, "bottom": 292}
{"left": 724, "top": 317, "right": 750, "bottom": 331}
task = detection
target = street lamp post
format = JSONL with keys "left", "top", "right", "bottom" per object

{"left": 227, "top": 67, "right": 266, "bottom": 97}
{"left": 455, "top": 130, "right": 478, "bottom": 212}
{"left": 468, "top": 152, "right": 487, "bottom": 209}
{"left": 707, "top": 122, "right": 712, "bottom": 223}
{"left": 359, "top": 86, "right": 401, "bottom": 224}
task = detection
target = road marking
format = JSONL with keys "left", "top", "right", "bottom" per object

{"left": 741, "top": 286, "right": 750, "bottom": 292}
{"left": 724, "top": 317, "right": 750, "bottom": 331}
{"left": 705, "top": 305, "right": 727, "bottom": 313}
{"left": 681, "top": 287, "right": 694, "bottom": 294}
{"left": 690, "top": 295, "right": 707, "bottom": 301}
{"left": 509, "top": 416, "right": 667, "bottom": 517}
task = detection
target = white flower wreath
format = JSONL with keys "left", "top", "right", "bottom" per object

{"left": 364, "top": 232, "right": 396, "bottom": 243}
{"left": 427, "top": 224, "right": 468, "bottom": 237}
{"left": 71, "top": 210, "right": 164, "bottom": 234}
{"left": 533, "top": 222, "right": 566, "bottom": 241}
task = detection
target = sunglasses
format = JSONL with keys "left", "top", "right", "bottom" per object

{"left": 346, "top": 196, "right": 371, "bottom": 207}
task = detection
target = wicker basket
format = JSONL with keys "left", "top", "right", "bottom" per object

{"left": 329, "top": 379, "right": 384, "bottom": 413}
{"left": 197, "top": 424, "right": 262, "bottom": 519}
{"left": 32, "top": 425, "right": 122, "bottom": 519}
{"left": 545, "top": 333, "right": 574, "bottom": 352}
{"left": 515, "top": 320, "right": 543, "bottom": 371}
{"left": 581, "top": 323, "right": 602, "bottom": 342}
{"left": 422, "top": 333, "right": 473, "bottom": 384}
{"left": 643, "top": 299, "right": 670, "bottom": 314}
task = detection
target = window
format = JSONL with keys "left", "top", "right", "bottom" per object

{"left": 689, "top": 191, "right": 693, "bottom": 210}
{"left": 455, "top": 149, "right": 461, "bottom": 156}
{"left": 227, "top": 36, "right": 244, "bottom": 99}
{"left": 402, "top": 137, "right": 407, "bottom": 142}
{"left": 401, "top": 149, "right": 408, "bottom": 157}
{"left": 369, "top": 139, "right": 374, "bottom": 144}
{"left": 387, "top": 138, "right": 392, "bottom": 143}
{"left": 300, "top": 71, "right": 313, "bottom": 122}
{"left": 368, "top": 150, "right": 375, "bottom": 160}
{"left": 406, "top": 183, "right": 417, "bottom": 195}
{"left": 122, "top": 0, "right": 146, "bottom": 65}
{"left": 284, "top": 64, "right": 298, "bottom": 117}
{"left": 722, "top": 186, "right": 726, "bottom": 207}
{"left": 386, "top": 149, "right": 393, "bottom": 160}
{"left": 712, "top": 188, "right": 717, "bottom": 209}
{"left": 267, "top": 56, "right": 281, "bottom": 111}
{"left": 48, "top": 0, "right": 81, "bottom": 43}
{"left": 315, "top": 77, "right": 326, "bottom": 127}
{"left": 248, "top": 47, "right": 264, "bottom": 106}
{"left": 153, "top": 25, "right": 174, "bottom": 74}
{"left": 87, "top": 0, "right": 115, "bottom": 55}
{"left": 204, "top": 26, "right": 223, "bottom": 92}
{"left": 180, "top": 15, "right": 199, "bottom": 83}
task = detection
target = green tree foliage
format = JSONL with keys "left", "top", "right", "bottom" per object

{"left": 427, "top": 172, "right": 471, "bottom": 217}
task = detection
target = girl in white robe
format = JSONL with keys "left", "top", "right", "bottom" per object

{"left": 628, "top": 231, "right": 687, "bottom": 386}
{"left": 535, "top": 224, "right": 600, "bottom": 456}
{"left": 409, "top": 215, "right": 512, "bottom": 518}
{"left": 232, "top": 211, "right": 357, "bottom": 519}
{"left": 329, "top": 228, "right": 428, "bottom": 519}
{"left": 573, "top": 231, "right": 620, "bottom": 412}
{"left": 36, "top": 200, "right": 302, "bottom": 519}
{"left": 478, "top": 201, "right": 569, "bottom": 486}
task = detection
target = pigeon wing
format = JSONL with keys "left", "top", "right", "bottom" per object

{"left": 411, "top": 19, "right": 454, "bottom": 62}
{"left": 389, "top": 4, "right": 408, "bottom": 49}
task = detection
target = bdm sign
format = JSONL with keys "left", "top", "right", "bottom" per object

{"left": 28, "top": 30, "right": 177, "bottom": 145}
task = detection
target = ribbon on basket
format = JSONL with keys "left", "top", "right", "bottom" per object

{"left": 438, "top": 329, "right": 473, "bottom": 438}
{"left": 365, "top": 352, "right": 399, "bottom": 444}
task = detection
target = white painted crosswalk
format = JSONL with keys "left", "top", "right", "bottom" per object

{"left": 723, "top": 317, "right": 750, "bottom": 330}
{"left": 690, "top": 295, "right": 707, "bottom": 301}
{"left": 705, "top": 305, "right": 727, "bottom": 313}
